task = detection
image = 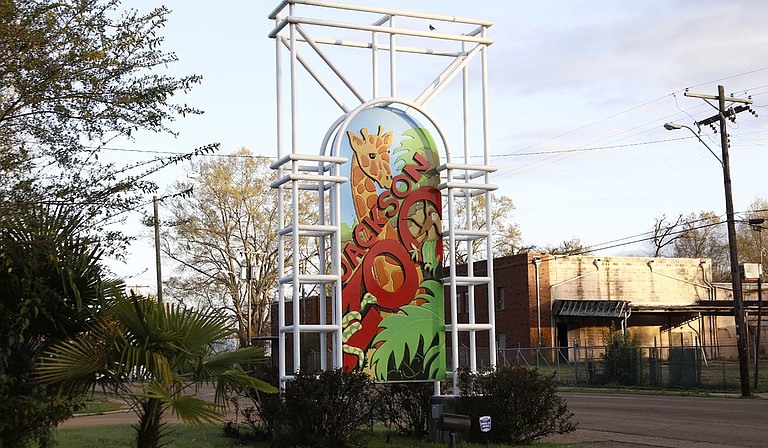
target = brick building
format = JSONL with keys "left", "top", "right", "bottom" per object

{"left": 272, "top": 253, "right": 764, "bottom": 371}
{"left": 450, "top": 253, "right": 765, "bottom": 363}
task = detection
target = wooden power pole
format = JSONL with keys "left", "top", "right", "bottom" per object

{"left": 685, "top": 85, "right": 754, "bottom": 397}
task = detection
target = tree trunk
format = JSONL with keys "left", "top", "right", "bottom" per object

{"left": 135, "top": 398, "right": 165, "bottom": 448}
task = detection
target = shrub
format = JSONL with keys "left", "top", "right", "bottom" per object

{"left": 602, "top": 326, "right": 644, "bottom": 385}
{"left": 256, "top": 369, "right": 377, "bottom": 448}
{"left": 377, "top": 382, "right": 433, "bottom": 436}
{"left": 456, "top": 366, "right": 576, "bottom": 445}
{"left": 228, "top": 365, "right": 280, "bottom": 441}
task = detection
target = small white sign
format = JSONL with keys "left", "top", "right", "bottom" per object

{"left": 479, "top": 415, "right": 492, "bottom": 432}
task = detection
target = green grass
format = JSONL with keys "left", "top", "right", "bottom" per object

{"left": 54, "top": 424, "right": 242, "bottom": 448}
{"left": 74, "top": 391, "right": 128, "bottom": 415}
{"left": 53, "top": 423, "right": 579, "bottom": 447}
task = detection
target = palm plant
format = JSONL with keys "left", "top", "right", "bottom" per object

{"left": 37, "top": 293, "right": 276, "bottom": 448}
{"left": 0, "top": 204, "right": 117, "bottom": 447}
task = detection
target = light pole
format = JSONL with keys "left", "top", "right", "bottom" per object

{"left": 240, "top": 259, "right": 252, "bottom": 347}
{"left": 153, "top": 194, "right": 162, "bottom": 303}
{"left": 240, "top": 251, "right": 265, "bottom": 347}
{"left": 749, "top": 218, "right": 765, "bottom": 389}
{"left": 665, "top": 115, "right": 751, "bottom": 396}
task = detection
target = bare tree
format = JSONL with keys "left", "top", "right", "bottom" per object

{"left": 650, "top": 213, "right": 684, "bottom": 257}
{"left": 534, "top": 237, "right": 592, "bottom": 256}
{"left": 737, "top": 196, "right": 768, "bottom": 267}
{"left": 450, "top": 193, "right": 523, "bottom": 264}
{"left": 162, "top": 149, "right": 281, "bottom": 346}
{"left": 672, "top": 211, "right": 729, "bottom": 281}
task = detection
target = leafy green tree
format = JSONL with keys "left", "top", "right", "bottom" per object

{"left": 0, "top": 0, "right": 201, "bottom": 162}
{"left": 0, "top": 205, "right": 118, "bottom": 447}
{"left": 1, "top": 1, "right": 215, "bottom": 445}
{"left": 0, "top": 0, "right": 210, "bottom": 252}
{"left": 37, "top": 293, "right": 276, "bottom": 448}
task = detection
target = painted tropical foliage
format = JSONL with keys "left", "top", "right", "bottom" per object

{"left": 371, "top": 279, "right": 445, "bottom": 380}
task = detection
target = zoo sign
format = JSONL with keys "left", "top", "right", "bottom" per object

{"left": 339, "top": 106, "right": 446, "bottom": 382}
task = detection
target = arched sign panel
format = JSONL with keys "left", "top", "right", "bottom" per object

{"left": 339, "top": 106, "right": 446, "bottom": 381}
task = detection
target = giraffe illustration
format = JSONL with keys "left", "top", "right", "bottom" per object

{"left": 346, "top": 125, "right": 417, "bottom": 295}
{"left": 346, "top": 125, "right": 393, "bottom": 222}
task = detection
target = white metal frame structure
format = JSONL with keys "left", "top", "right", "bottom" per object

{"left": 268, "top": 0, "right": 497, "bottom": 394}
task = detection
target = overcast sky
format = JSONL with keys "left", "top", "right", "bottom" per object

{"left": 109, "top": 0, "right": 768, "bottom": 288}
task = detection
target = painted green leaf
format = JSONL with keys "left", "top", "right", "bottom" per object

{"left": 392, "top": 128, "right": 440, "bottom": 188}
{"left": 370, "top": 279, "right": 445, "bottom": 381}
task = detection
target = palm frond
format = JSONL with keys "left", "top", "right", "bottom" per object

{"left": 199, "top": 346, "right": 265, "bottom": 377}
{"left": 36, "top": 334, "right": 108, "bottom": 386}
{"left": 212, "top": 370, "right": 277, "bottom": 405}
{"left": 169, "top": 395, "right": 224, "bottom": 426}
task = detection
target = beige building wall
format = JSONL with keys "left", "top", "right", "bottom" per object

{"left": 548, "top": 256, "right": 731, "bottom": 354}
{"left": 548, "top": 256, "right": 713, "bottom": 305}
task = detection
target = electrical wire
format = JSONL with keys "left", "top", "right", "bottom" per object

{"left": 93, "top": 145, "right": 275, "bottom": 160}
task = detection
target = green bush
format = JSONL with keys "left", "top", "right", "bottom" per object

{"left": 258, "top": 369, "right": 377, "bottom": 448}
{"left": 377, "top": 382, "right": 433, "bottom": 436}
{"left": 456, "top": 366, "right": 576, "bottom": 445}
{"left": 602, "top": 326, "right": 644, "bottom": 385}
{"left": 229, "top": 365, "right": 280, "bottom": 441}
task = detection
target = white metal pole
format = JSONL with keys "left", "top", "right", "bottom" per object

{"left": 372, "top": 30, "right": 379, "bottom": 97}
{"left": 289, "top": 5, "right": 302, "bottom": 376}
{"left": 461, "top": 40, "right": 477, "bottom": 372}
{"left": 275, "top": 10, "right": 287, "bottom": 388}
{"left": 389, "top": 15, "right": 396, "bottom": 98}
{"left": 481, "top": 26, "right": 496, "bottom": 368}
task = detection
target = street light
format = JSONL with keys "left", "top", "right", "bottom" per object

{"left": 663, "top": 122, "right": 723, "bottom": 165}
{"left": 665, "top": 121, "right": 751, "bottom": 396}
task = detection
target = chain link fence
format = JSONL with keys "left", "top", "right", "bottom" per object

{"left": 299, "top": 342, "right": 767, "bottom": 392}
{"left": 493, "top": 343, "right": 768, "bottom": 391}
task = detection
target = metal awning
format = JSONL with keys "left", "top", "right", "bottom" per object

{"left": 552, "top": 299, "right": 630, "bottom": 318}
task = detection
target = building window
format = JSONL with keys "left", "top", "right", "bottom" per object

{"left": 498, "top": 333, "right": 506, "bottom": 350}
{"left": 460, "top": 291, "right": 469, "bottom": 314}
{"left": 496, "top": 286, "right": 505, "bottom": 310}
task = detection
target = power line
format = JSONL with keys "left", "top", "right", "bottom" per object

{"left": 685, "top": 67, "right": 768, "bottom": 91}
{"left": 493, "top": 136, "right": 694, "bottom": 157}
{"left": 94, "top": 145, "right": 275, "bottom": 160}
{"left": 493, "top": 93, "right": 676, "bottom": 159}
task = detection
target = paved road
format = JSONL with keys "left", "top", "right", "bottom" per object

{"left": 544, "top": 392, "right": 768, "bottom": 447}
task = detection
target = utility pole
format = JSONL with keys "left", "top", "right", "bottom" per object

{"left": 685, "top": 85, "right": 753, "bottom": 397}
{"left": 151, "top": 174, "right": 199, "bottom": 305}
{"left": 749, "top": 218, "right": 765, "bottom": 390}
{"left": 153, "top": 195, "right": 163, "bottom": 304}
